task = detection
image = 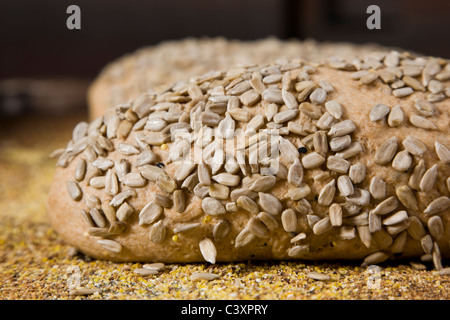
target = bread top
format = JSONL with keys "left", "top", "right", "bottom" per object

{"left": 48, "top": 51, "right": 450, "bottom": 264}
{"left": 87, "top": 37, "right": 390, "bottom": 119}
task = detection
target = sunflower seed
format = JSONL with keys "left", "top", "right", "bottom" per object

{"left": 346, "top": 188, "right": 371, "bottom": 206}
{"left": 335, "top": 142, "right": 362, "bottom": 159}
{"left": 148, "top": 220, "right": 166, "bottom": 243}
{"left": 420, "top": 164, "right": 438, "bottom": 192}
{"left": 369, "top": 104, "right": 390, "bottom": 121}
{"left": 190, "top": 272, "right": 220, "bottom": 282}
{"left": 139, "top": 202, "right": 163, "bottom": 225}
{"left": 375, "top": 136, "right": 398, "bottom": 165}
{"left": 414, "top": 99, "right": 436, "bottom": 117}
{"left": 409, "top": 115, "right": 437, "bottom": 130}
{"left": 145, "top": 117, "right": 167, "bottom": 131}
{"left": 245, "top": 114, "right": 264, "bottom": 134}
{"left": 174, "top": 161, "right": 196, "bottom": 182}
{"left": 337, "top": 175, "right": 354, "bottom": 197}
{"left": 105, "top": 169, "right": 119, "bottom": 196}
{"left": 428, "top": 80, "right": 444, "bottom": 94}
{"left": 313, "top": 216, "right": 332, "bottom": 235}
{"left": 256, "top": 211, "right": 279, "bottom": 231}
{"left": 250, "top": 74, "right": 266, "bottom": 94}
{"left": 328, "top": 120, "right": 356, "bottom": 138}
{"left": 230, "top": 188, "right": 257, "bottom": 202}
{"left": 89, "top": 208, "right": 106, "bottom": 228}
{"left": 80, "top": 209, "right": 95, "bottom": 227}
{"left": 199, "top": 238, "right": 217, "bottom": 264}
{"left": 424, "top": 196, "right": 450, "bottom": 216}
{"left": 387, "top": 105, "right": 404, "bottom": 127}
{"left": 274, "top": 109, "right": 298, "bottom": 124}
{"left": 408, "top": 159, "right": 425, "bottom": 190}
{"left": 288, "top": 245, "right": 310, "bottom": 257}
{"left": 139, "top": 165, "right": 165, "bottom": 182}
{"left": 406, "top": 216, "right": 426, "bottom": 241}
{"left": 357, "top": 226, "right": 372, "bottom": 248}
{"left": 207, "top": 184, "right": 228, "bottom": 200}
{"left": 228, "top": 108, "right": 251, "bottom": 122}
{"left": 383, "top": 210, "right": 408, "bottom": 226}
{"left": 402, "top": 76, "right": 425, "bottom": 91}
{"left": 361, "top": 251, "right": 389, "bottom": 267}
{"left": 296, "top": 82, "right": 316, "bottom": 102}
{"left": 392, "top": 150, "right": 412, "bottom": 172}
{"left": 402, "top": 136, "right": 426, "bottom": 157}
{"left": 346, "top": 164, "right": 365, "bottom": 185}
{"left": 192, "top": 184, "right": 208, "bottom": 200}
{"left": 66, "top": 181, "right": 82, "bottom": 201}
{"left": 262, "top": 88, "right": 283, "bottom": 104}
{"left": 258, "top": 192, "right": 283, "bottom": 215}
{"left": 299, "top": 102, "right": 322, "bottom": 119}
{"left": 120, "top": 172, "right": 147, "bottom": 188}
{"left": 428, "top": 216, "right": 444, "bottom": 240}
{"left": 280, "top": 89, "right": 298, "bottom": 110}
{"left": 369, "top": 211, "right": 382, "bottom": 233}
{"left": 172, "top": 190, "right": 185, "bottom": 213}
{"left": 249, "top": 176, "right": 277, "bottom": 192}
{"left": 116, "top": 202, "right": 134, "bottom": 222}
{"left": 114, "top": 159, "right": 130, "bottom": 179}
{"left": 141, "top": 132, "right": 168, "bottom": 145}
{"left": 264, "top": 103, "right": 278, "bottom": 122}
{"left": 447, "top": 177, "right": 450, "bottom": 193}
{"left": 343, "top": 210, "right": 369, "bottom": 226}
{"left": 329, "top": 203, "right": 343, "bottom": 226}
{"left": 313, "top": 131, "right": 328, "bottom": 156}
{"left": 236, "top": 196, "right": 259, "bottom": 214}
{"left": 395, "top": 185, "right": 418, "bottom": 210}
{"left": 317, "top": 179, "right": 336, "bottom": 206}
{"left": 432, "top": 242, "right": 443, "bottom": 270}
{"left": 309, "top": 88, "right": 327, "bottom": 104}
{"left": 248, "top": 217, "right": 270, "bottom": 238}
{"left": 326, "top": 156, "right": 350, "bottom": 174}
{"left": 74, "top": 159, "right": 87, "bottom": 182}
{"left": 435, "top": 142, "right": 450, "bottom": 163}
{"left": 133, "top": 268, "right": 159, "bottom": 276}
{"left": 280, "top": 209, "right": 297, "bottom": 233}
{"left": 97, "top": 239, "right": 122, "bottom": 253}
{"left": 135, "top": 150, "right": 157, "bottom": 167}
{"left": 437, "top": 267, "right": 450, "bottom": 275}
{"left": 239, "top": 89, "right": 260, "bottom": 106}
{"left": 211, "top": 220, "right": 230, "bottom": 241}
{"left": 373, "top": 196, "right": 399, "bottom": 215}
{"left": 85, "top": 194, "right": 100, "bottom": 210}
{"left": 316, "top": 112, "right": 336, "bottom": 130}
{"left": 212, "top": 173, "right": 240, "bottom": 187}
{"left": 287, "top": 158, "right": 303, "bottom": 187}
{"left": 360, "top": 72, "right": 378, "bottom": 85}
{"left": 279, "top": 137, "right": 300, "bottom": 163}
{"left": 329, "top": 135, "right": 351, "bottom": 152}
{"left": 301, "top": 152, "right": 325, "bottom": 169}
{"left": 290, "top": 232, "right": 307, "bottom": 243}
{"left": 235, "top": 227, "right": 256, "bottom": 248}
{"left": 427, "top": 93, "right": 445, "bottom": 102}
{"left": 421, "top": 234, "right": 433, "bottom": 254}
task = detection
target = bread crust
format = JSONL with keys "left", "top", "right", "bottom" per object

{"left": 48, "top": 58, "right": 449, "bottom": 264}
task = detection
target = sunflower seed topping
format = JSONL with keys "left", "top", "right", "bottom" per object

{"left": 313, "top": 216, "right": 332, "bottom": 235}
{"left": 287, "top": 158, "right": 303, "bottom": 187}
{"left": 281, "top": 209, "right": 298, "bottom": 233}
{"left": 97, "top": 239, "right": 122, "bottom": 253}
{"left": 424, "top": 196, "right": 450, "bottom": 215}
{"left": 387, "top": 105, "right": 404, "bottom": 127}
{"left": 235, "top": 227, "right": 256, "bottom": 248}
{"left": 395, "top": 185, "right": 418, "bottom": 210}
{"left": 375, "top": 136, "right": 398, "bottom": 165}
{"left": 148, "top": 220, "right": 166, "bottom": 243}
{"left": 329, "top": 203, "right": 343, "bottom": 226}
{"left": 420, "top": 164, "right": 438, "bottom": 192}
{"left": 328, "top": 120, "right": 356, "bottom": 137}
{"left": 116, "top": 202, "right": 134, "bottom": 221}
{"left": 369, "top": 104, "right": 390, "bottom": 121}
{"left": 406, "top": 216, "right": 426, "bottom": 241}
{"left": 326, "top": 156, "right": 350, "bottom": 174}
{"left": 67, "top": 181, "right": 82, "bottom": 201}
{"left": 435, "top": 142, "right": 450, "bottom": 163}
{"left": 199, "top": 238, "right": 217, "bottom": 264}
{"left": 190, "top": 272, "right": 220, "bottom": 282}
{"left": 329, "top": 135, "right": 351, "bottom": 152}
{"left": 409, "top": 115, "right": 437, "bottom": 130}
{"left": 392, "top": 150, "right": 412, "bottom": 172}
{"left": 361, "top": 252, "right": 389, "bottom": 267}
{"left": 139, "top": 202, "right": 163, "bottom": 225}
{"left": 258, "top": 192, "right": 283, "bottom": 215}
{"left": 408, "top": 159, "right": 425, "bottom": 190}
{"left": 318, "top": 179, "right": 336, "bottom": 206}
{"left": 302, "top": 152, "right": 325, "bottom": 169}
{"left": 337, "top": 175, "right": 354, "bottom": 197}
{"left": 428, "top": 216, "right": 444, "bottom": 240}
{"left": 414, "top": 99, "right": 436, "bottom": 117}
{"left": 248, "top": 217, "right": 270, "bottom": 238}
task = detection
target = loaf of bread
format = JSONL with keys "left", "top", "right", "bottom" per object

{"left": 48, "top": 50, "right": 450, "bottom": 268}
{"left": 87, "top": 37, "right": 390, "bottom": 120}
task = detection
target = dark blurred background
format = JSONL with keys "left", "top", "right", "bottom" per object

{"left": 1, "top": 0, "right": 449, "bottom": 117}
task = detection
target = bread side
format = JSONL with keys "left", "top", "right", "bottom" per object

{"left": 48, "top": 53, "right": 450, "bottom": 266}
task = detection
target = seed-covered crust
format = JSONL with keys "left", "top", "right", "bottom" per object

{"left": 87, "top": 37, "right": 390, "bottom": 120}
{"left": 48, "top": 51, "right": 450, "bottom": 267}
